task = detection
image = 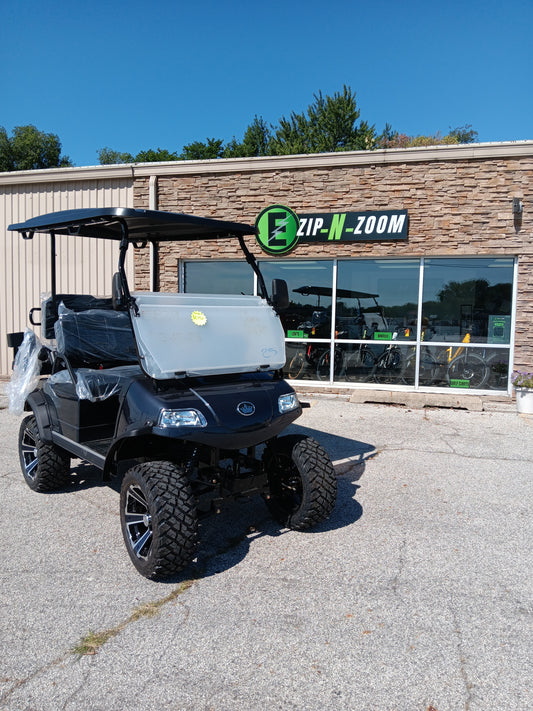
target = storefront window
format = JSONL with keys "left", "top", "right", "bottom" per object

{"left": 183, "top": 256, "right": 515, "bottom": 393}
{"left": 260, "top": 261, "right": 334, "bottom": 339}
{"left": 183, "top": 261, "right": 253, "bottom": 295}
{"left": 422, "top": 258, "right": 513, "bottom": 343}
{"left": 336, "top": 260, "right": 420, "bottom": 341}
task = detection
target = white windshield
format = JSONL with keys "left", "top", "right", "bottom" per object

{"left": 130, "top": 292, "right": 286, "bottom": 380}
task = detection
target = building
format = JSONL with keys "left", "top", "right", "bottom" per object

{"left": 1, "top": 141, "right": 532, "bottom": 398}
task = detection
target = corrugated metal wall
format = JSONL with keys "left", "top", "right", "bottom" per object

{"left": 0, "top": 177, "right": 134, "bottom": 376}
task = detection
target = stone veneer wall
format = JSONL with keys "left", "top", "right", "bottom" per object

{"left": 133, "top": 155, "right": 533, "bottom": 371}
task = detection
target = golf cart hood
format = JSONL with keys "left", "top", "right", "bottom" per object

{"left": 117, "top": 374, "right": 301, "bottom": 449}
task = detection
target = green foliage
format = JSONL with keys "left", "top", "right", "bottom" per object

{"left": 511, "top": 371, "right": 533, "bottom": 389}
{"left": 376, "top": 123, "right": 478, "bottom": 149}
{"left": 448, "top": 124, "right": 478, "bottom": 144}
{"left": 0, "top": 125, "right": 72, "bottom": 171}
{"left": 95, "top": 86, "right": 478, "bottom": 164}
{"left": 223, "top": 116, "right": 272, "bottom": 158}
{"left": 180, "top": 138, "right": 225, "bottom": 160}
{"left": 270, "top": 86, "right": 376, "bottom": 155}
{"left": 135, "top": 148, "right": 179, "bottom": 162}
{"left": 0, "top": 127, "right": 12, "bottom": 171}
{"left": 98, "top": 147, "right": 179, "bottom": 164}
{"left": 97, "top": 147, "right": 135, "bottom": 164}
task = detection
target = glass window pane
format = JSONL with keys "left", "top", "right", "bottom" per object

{"left": 422, "top": 258, "right": 514, "bottom": 344}
{"left": 336, "top": 260, "right": 420, "bottom": 341}
{"left": 283, "top": 341, "right": 330, "bottom": 381}
{"left": 184, "top": 261, "right": 254, "bottom": 295}
{"left": 407, "top": 345, "right": 496, "bottom": 390}
{"left": 260, "top": 261, "right": 334, "bottom": 339}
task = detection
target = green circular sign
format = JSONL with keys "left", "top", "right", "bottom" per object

{"left": 255, "top": 204, "right": 300, "bottom": 255}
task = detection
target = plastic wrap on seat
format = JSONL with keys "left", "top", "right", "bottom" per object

{"left": 6, "top": 330, "right": 42, "bottom": 414}
{"left": 42, "top": 293, "right": 114, "bottom": 339}
{"left": 48, "top": 365, "right": 143, "bottom": 402}
{"left": 55, "top": 304, "right": 138, "bottom": 367}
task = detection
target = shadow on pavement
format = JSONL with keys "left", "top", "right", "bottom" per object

{"left": 36, "top": 428, "right": 374, "bottom": 584}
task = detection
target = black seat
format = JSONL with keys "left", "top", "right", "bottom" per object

{"left": 55, "top": 308, "right": 138, "bottom": 368}
{"left": 42, "top": 294, "right": 114, "bottom": 339}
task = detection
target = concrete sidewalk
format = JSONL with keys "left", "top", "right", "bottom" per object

{"left": 0, "top": 393, "right": 531, "bottom": 710}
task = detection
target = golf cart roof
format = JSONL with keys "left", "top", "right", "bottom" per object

{"left": 8, "top": 207, "right": 256, "bottom": 242}
{"left": 293, "top": 285, "right": 379, "bottom": 300}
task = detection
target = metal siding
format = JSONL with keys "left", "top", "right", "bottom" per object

{"left": 0, "top": 179, "right": 134, "bottom": 376}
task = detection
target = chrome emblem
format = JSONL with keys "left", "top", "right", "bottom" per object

{"left": 237, "top": 401, "right": 255, "bottom": 416}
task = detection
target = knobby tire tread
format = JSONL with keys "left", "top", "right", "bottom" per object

{"left": 265, "top": 434, "right": 337, "bottom": 531}
{"left": 19, "top": 415, "right": 70, "bottom": 492}
{"left": 121, "top": 461, "right": 198, "bottom": 580}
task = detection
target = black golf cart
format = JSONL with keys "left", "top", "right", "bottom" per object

{"left": 7, "top": 208, "right": 337, "bottom": 579}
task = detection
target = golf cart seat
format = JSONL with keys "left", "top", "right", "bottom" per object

{"left": 41, "top": 294, "right": 115, "bottom": 339}
{"left": 55, "top": 308, "right": 138, "bottom": 369}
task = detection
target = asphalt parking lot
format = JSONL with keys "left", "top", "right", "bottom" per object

{"left": 0, "top": 393, "right": 531, "bottom": 711}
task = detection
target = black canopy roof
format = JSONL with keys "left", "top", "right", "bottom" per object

{"left": 293, "top": 285, "right": 379, "bottom": 300}
{"left": 8, "top": 207, "right": 256, "bottom": 242}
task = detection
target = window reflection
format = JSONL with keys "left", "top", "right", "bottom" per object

{"left": 184, "top": 261, "right": 253, "bottom": 295}
{"left": 182, "top": 257, "right": 514, "bottom": 391}
{"left": 422, "top": 258, "right": 513, "bottom": 344}
{"left": 260, "top": 261, "right": 334, "bottom": 339}
{"left": 336, "top": 260, "right": 419, "bottom": 340}
{"left": 283, "top": 341, "right": 331, "bottom": 381}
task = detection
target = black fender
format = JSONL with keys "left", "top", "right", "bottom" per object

{"left": 25, "top": 389, "right": 53, "bottom": 443}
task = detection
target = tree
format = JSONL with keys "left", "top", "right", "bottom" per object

{"left": 0, "top": 127, "right": 12, "bottom": 172}
{"left": 95, "top": 86, "right": 477, "bottom": 163}
{"left": 0, "top": 125, "right": 72, "bottom": 171}
{"left": 448, "top": 124, "right": 478, "bottom": 144}
{"left": 135, "top": 148, "right": 179, "bottom": 163}
{"left": 98, "top": 147, "right": 179, "bottom": 164}
{"left": 98, "top": 147, "right": 134, "bottom": 164}
{"left": 180, "top": 138, "right": 225, "bottom": 160}
{"left": 269, "top": 86, "right": 376, "bottom": 155}
{"left": 223, "top": 116, "right": 272, "bottom": 158}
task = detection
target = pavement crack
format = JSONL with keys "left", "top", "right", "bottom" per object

{"left": 0, "top": 654, "right": 71, "bottom": 705}
{"left": 71, "top": 577, "right": 197, "bottom": 657}
{"left": 390, "top": 530, "right": 407, "bottom": 601}
{"left": 450, "top": 602, "right": 475, "bottom": 710}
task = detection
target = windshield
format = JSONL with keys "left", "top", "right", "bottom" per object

{"left": 130, "top": 292, "right": 286, "bottom": 380}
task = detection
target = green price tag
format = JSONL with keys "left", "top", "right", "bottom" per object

{"left": 450, "top": 379, "right": 470, "bottom": 388}
{"left": 287, "top": 330, "right": 305, "bottom": 338}
{"left": 373, "top": 332, "right": 392, "bottom": 340}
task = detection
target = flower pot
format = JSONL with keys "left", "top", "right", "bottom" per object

{"left": 515, "top": 387, "right": 533, "bottom": 414}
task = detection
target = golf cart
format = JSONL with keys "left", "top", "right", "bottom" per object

{"left": 7, "top": 208, "right": 337, "bottom": 579}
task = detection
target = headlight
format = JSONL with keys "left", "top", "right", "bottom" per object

{"left": 278, "top": 393, "right": 299, "bottom": 414}
{"left": 158, "top": 409, "right": 207, "bottom": 428}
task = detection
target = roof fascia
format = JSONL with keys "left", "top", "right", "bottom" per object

{"left": 0, "top": 141, "right": 532, "bottom": 186}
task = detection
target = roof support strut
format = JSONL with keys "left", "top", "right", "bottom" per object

{"left": 238, "top": 235, "right": 268, "bottom": 301}
{"left": 117, "top": 219, "right": 139, "bottom": 315}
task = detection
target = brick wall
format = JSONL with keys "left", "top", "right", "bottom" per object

{"left": 133, "top": 154, "right": 533, "bottom": 370}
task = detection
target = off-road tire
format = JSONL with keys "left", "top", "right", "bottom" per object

{"left": 120, "top": 461, "right": 198, "bottom": 580}
{"left": 18, "top": 415, "right": 71, "bottom": 492}
{"left": 263, "top": 435, "right": 337, "bottom": 530}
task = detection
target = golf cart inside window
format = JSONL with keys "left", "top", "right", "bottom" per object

{"left": 7, "top": 208, "right": 337, "bottom": 580}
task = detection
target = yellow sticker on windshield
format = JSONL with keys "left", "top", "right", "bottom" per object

{"left": 191, "top": 310, "right": 207, "bottom": 326}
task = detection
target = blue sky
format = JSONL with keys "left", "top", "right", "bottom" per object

{"left": 2, "top": 0, "right": 531, "bottom": 167}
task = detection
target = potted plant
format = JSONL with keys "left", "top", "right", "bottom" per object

{"left": 511, "top": 370, "right": 533, "bottom": 414}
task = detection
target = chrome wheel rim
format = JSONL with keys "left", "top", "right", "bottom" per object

{"left": 124, "top": 485, "right": 153, "bottom": 560}
{"left": 20, "top": 425, "right": 39, "bottom": 481}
